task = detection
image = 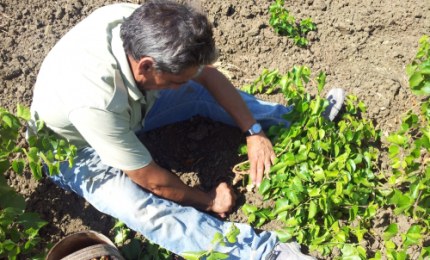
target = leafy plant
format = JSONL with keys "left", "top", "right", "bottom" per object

{"left": 242, "top": 66, "right": 314, "bottom": 95}
{"left": 269, "top": 0, "right": 317, "bottom": 47}
{"left": 241, "top": 66, "right": 381, "bottom": 257}
{"left": 0, "top": 104, "right": 76, "bottom": 259}
{"left": 237, "top": 37, "right": 430, "bottom": 258}
{"left": 0, "top": 174, "right": 47, "bottom": 260}
{"left": 406, "top": 35, "right": 430, "bottom": 95}
{"left": 112, "top": 220, "right": 174, "bottom": 260}
{"left": 378, "top": 35, "right": 430, "bottom": 259}
{"left": 182, "top": 224, "right": 240, "bottom": 260}
{"left": 1, "top": 104, "right": 77, "bottom": 179}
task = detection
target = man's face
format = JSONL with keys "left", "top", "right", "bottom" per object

{"left": 140, "top": 66, "right": 200, "bottom": 91}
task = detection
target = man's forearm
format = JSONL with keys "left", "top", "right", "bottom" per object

{"left": 195, "top": 66, "right": 256, "bottom": 132}
{"left": 124, "top": 161, "right": 213, "bottom": 211}
{"left": 194, "top": 65, "right": 277, "bottom": 186}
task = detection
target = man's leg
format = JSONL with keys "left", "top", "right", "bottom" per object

{"left": 142, "top": 80, "right": 292, "bottom": 132}
{"left": 49, "top": 147, "right": 277, "bottom": 260}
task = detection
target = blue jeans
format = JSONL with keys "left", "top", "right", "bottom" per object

{"left": 50, "top": 81, "right": 292, "bottom": 259}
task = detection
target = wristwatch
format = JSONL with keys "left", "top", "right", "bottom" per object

{"left": 245, "top": 122, "right": 262, "bottom": 137}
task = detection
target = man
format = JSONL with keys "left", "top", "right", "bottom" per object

{"left": 29, "top": 1, "right": 336, "bottom": 259}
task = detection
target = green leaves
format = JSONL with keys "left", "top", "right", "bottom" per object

{"left": 407, "top": 36, "right": 430, "bottom": 95}
{"left": 402, "top": 225, "right": 422, "bottom": 248}
{"left": 242, "top": 66, "right": 311, "bottom": 98}
{"left": 111, "top": 220, "right": 174, "bottom": 260}
{"left": 0, "top": 206, "right": 47, "bottom": 259}
{"left": 383, "top": 224, "right": 398, "bottom": 241}
{"left": 0, "top": 104, "right": 77, "bottom": 259}
{"left": 112, "top": 220, "right": 130, "bottom": 246}
{"left": 16, "top": 104, "right": 30, "bottom": 121}
{"left": 238, "top": 34, "right": 430, "bottom": 260}
{"left": 381, "top": 223, "right": 427, "bottom": 258}
{"left": 389, "top": 190, "right": 413, "bottom": 215}
{"left": 268, "top": 0, "right": 316, "bottom": 47}
{"left": 239, "top": 65, "right": 384, "bottom": 257}
{"left": 340, "top": 244, "right": 367, "bottom": 259}
{"left": 308, "top": 200, "right": 318, "bottom": 219}
{"left": 0, "top": 175, "right": 25, "bottom": 211}
{"left": 379, "top": 35, "right": 430, "bottom": 258}
{"left": 386, "top": 134, "right": 408, "bottom": 146}
{"left": 182, "top": 224, "right": 240, "bottom": 260}
{"left": 225, "top": 224, "right": 240, "bottom": 244}
{"left": 1, "top": 104, "right": 77, "bottom": 179}
{"left": 242, "top": 69, "right": 281, "bottom": 95}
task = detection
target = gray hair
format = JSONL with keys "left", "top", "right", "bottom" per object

{"left": 120, "top": 0, "right": 217, "bottom": 74}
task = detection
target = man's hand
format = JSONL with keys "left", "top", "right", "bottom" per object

{"left": 208, "top": 182, "right": 236, "bottom": 218}
{"left": 246, "top": 132, "right": 276, "bottom": 187}
{"left": 195, "top": 66, "right": 276, "bottom": 187}
{"left": 126, "top": 163, "right": 237, "bottom": 217}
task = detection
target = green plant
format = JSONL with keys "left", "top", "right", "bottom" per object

{"left": 0, "top": 104, "right": 76, "bottom": 259}
{"left": 269, "top": 0, "right": 317, "bottom": 47}
{"left": 242, "top": 66, "right": 314, "bottom": 95}
{"left": 1, "top": 104, "right": 76, "bottom": 179}
{"left": 240, "top": 66, "right": 382, "bottom": 257}
{"left": 182, "top": 224, "right": 240, "bottom": 260}
{"left": 0, "top": 174, "right": 47, "bottom": 259}
{"left": 238, "top": 38, "right": 430, "bottom": 257}
{"left": 406, "top": 35, "right": 430, "bottom": 96}
{"left": 378, "top": 35, "right": 430, "bottom": 259}
{"left": 242, "top": 69, "right": 280, "bottom": 95}
{"left": 112, "top": 220, "right": 174, "bottom": 260}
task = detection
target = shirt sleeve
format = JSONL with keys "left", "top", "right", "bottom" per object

{"left": 69, "top": 106, "right": 152, "bottom": 171}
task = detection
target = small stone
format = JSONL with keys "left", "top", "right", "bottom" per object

{"left": 226, "top": 5, "right": 235, "bottom": 16}
{"left": 319, "top": 3, "right": 327, "bottom": 11}
{"left": 55, "top": 7, "right": 64, "bottom": 19}
{"left": 3, "top": 69, "right": 22, "bottom": 80}
{"left": 247, "top": 27, "right": 260, "bottom": 37}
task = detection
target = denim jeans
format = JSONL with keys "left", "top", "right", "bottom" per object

{"left": 50, "top": 81, "right": 292, "bottom": 259}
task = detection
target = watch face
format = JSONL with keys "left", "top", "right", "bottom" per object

{"left": 252, "top": 123, "right": 262, "bottom": 134}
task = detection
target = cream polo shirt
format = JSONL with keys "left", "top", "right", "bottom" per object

{"left": 30, "top": 3, "right": 159, "bottom": 171}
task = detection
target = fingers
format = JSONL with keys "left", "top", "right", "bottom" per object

{"left": 270, "top": 150, "right": 277, "bottom": 164}
{"left": 249, "top": 151, "right": 269, "bottom": 187}
{"left": 256, "top": 159, "right": 264, "bottom": 186}
{"left": 247, "top": 134, "right": 276, "bottom": 187}
{"left": 211, "top": 182, "right": 236, "bottom": 217}
{"left": 264, "top": 155, "right": 272, "bottom": 174}
{"left": 249, "top": 158, "right": 257, "bottom": 186}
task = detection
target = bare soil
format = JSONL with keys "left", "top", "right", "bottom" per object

{"left": 1, "top": 0, "right": 429, "bottom": 259}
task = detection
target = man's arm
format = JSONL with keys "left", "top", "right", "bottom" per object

{"left": 124, "top": 161, "right": 236, "bottom": 218}
{"left": 194, "top": 66, "right": 276, "bottom": 186}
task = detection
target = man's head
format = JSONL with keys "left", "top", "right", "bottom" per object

{"left": 120, "top": 0, "right": 217, "bottom": 75}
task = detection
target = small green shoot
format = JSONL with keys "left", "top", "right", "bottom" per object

{"left": 269, "top": 0, "right": 317, "bottom": 47}
{"left": 112, "top": 220, "right": 174, "bottom": 260}
{"left": 182, "top": 224, "right": 240, "bottom": 260}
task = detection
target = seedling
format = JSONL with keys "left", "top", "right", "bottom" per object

{"left": 112, "top": 220, "right": 174, "bottom": 260}
{"left": 381, "top": 35, "right": 430, "bottom": 258}
{"left": 269, "top": 0, "right": 317, "bottom": 47}
{"left": 0, "top": 104, "right": 76, "bottom": 259}
{"left": 182, "top": 224, "right": 240, "bottom": 260}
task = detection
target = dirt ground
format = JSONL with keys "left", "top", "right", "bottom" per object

{"left": 1, "top": 0, "right": 429, "bottom": 259}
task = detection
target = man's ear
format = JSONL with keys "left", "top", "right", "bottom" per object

{"left": 137, "top": 57, "right": 155, "bottom": 76}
